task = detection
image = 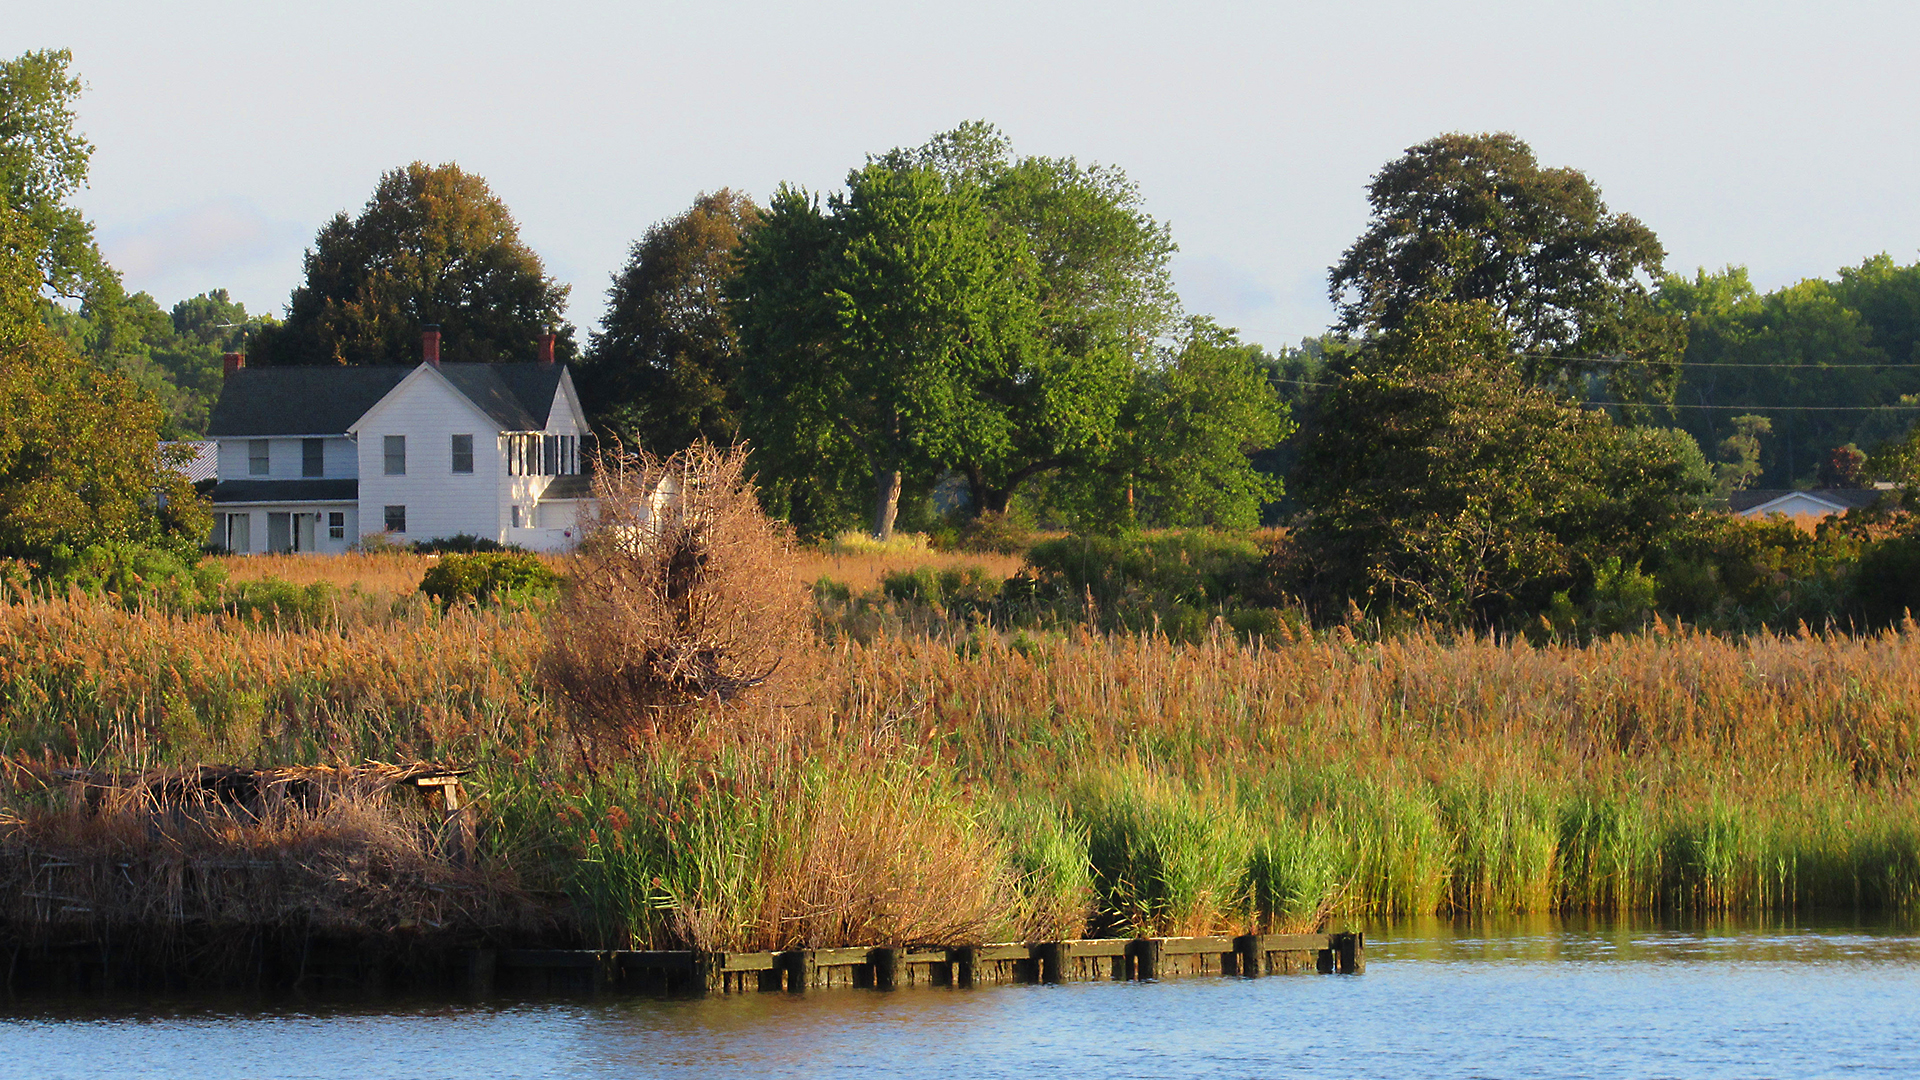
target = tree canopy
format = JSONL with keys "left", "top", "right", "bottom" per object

{"left": 249, "top": 162, "right": 572, "bottom": 366}
{"left": 733, "top": 159, "right": 1037, "bottom": 538}
{"left": 1661, "top": 257, "right": 1920, "bottom": 487}
{"left": 1043, "top": 317, "right": 1289, "bottom": 531}
{"left": 0, "top": 48, "right": 113, "bottom": 303}
{"left": 580, "top": 189, "right": 759, "bottom": 453}
{"left": 1329, "top": 132, "right": 1681, "bottom": 403}
{"left": 1293, "top": 300, "right": 1710, "bottom": 622}
{"left": 730, "top": 124, "right": 1271, "bottom": 538}
{"left": 0, "top": 206, "right": 205, "bottom": 561}
{"left": 46, "top": 287, "right": 265, "bottom": 437}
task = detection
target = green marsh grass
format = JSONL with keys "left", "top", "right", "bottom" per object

{"left": 5, "top": 581, "right": 1920, "bottom": 948}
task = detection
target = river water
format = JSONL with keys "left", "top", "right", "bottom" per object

{"left": 2, "top": 916, "right": 1916, "bottom": 1079}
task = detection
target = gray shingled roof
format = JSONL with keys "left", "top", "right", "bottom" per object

{"left": 1727, "top": 488, "right": 1885, "bottom": 513}
{"left": 207, "top": 367, "right": 409, "bottom": 436}
{"left": 211, "top": 479, "right": 359, "bottom": 504}
{"left": 207, "top": 363, "right": 568, "bottom": 437}
{"left": 439, "top": 364, "right": 566, "bottom": 431}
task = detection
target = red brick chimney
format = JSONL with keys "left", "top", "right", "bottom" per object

{"left": 222, "top": 352, "right": 246, "bottom": 376}
{"left": 537, "top": 332, "right": 555, "bottom": 364}
{"left": 421, "top": 326, "right": 441, "bottom": 367}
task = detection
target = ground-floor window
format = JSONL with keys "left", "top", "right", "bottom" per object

{"left": 384, "top": 505, "right": 406, "bottom": 533}
{"left": 226, "top": 512, "right": 251, "bottom": 554}
{"left": 328, "top": 512, "right": 345, "bottom": 540}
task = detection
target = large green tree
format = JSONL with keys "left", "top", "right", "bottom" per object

{"left": 0, "top": 48, "right": 113, "bottom": 303}
{"left": 1046, "top": 318, "right": 1289, "bottom": 531}
{"left": 733, "top": 162, "right": 1036, "bottom": 539}
{"left": 904, "top": 124, "right": 1179, "bottom": 516}
{"left": 250, "top": 162, "right": 573, "bottom": 366}
{"left": 1329, "top": 132, "right": 1681, "bottom": 403}
{"left": 581, "top": 189, "right": 759, "bottom": 452}
{"left": 0, "top": 208, "right": 205, "bottom": 560}
{"left": 1294, "top": 300, "right": 1710, "bottom": 622}
{"left": 733, "top": 124, "right": 1252, "bottom": 538}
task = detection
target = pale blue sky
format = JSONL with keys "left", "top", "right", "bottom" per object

{"left": 15, "top": 0, "right": 1920, "bottom": 351}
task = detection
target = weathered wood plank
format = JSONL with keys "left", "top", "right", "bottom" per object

{"left": 1159, "top": 936, "right": 1236, "bottom": 956}
{"left": 954, "top": 945, "right": 980, "bottom": 988}
{"left": 811, "top": 947, "right": 874, "bottom": 967}
{"left": 1333, "top": 931, "right": 1364, "bottom": 974}
{"left": 777, "top": 949, "right": 816, "bottom": 993}
{"left": 1258, "top": 933, "right": 1333, "bottom": 952}
{"left": 459, "top": 948, "right": 496, "bottom": 996}
{"left": 1234, "top": 934, "right": 1262, "bottom": 977}
{"left": 1064, "top": 938, "right": 1129, "bottom": 958}
{"left": 1037, "top": 941, "right": 1069, "bottom": 984}
{"left": 498, "top": 949, "right": 603, "bottom": 969}
{"left": 614, "top": 950, "right": 697, "bottom": 970}
{"left": 871, "top": 947, "right": 901, "bottom": 989}
{"left": 974, "top": 943, "right": 1032, "bottom": 962}
{"left": 718, "top": 951, "right": 777, "bottom": 972}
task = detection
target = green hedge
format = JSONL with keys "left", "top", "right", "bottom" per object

{"left": 419, "top": 552, "right": 561, "bottom": 605}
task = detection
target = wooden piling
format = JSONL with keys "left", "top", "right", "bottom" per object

{"left": 1037, "top": 941, "right": 1069, "bottom": 984}
{"left": 1233, "top": 934, "right": 1262, "bottom": 977}
{"left": 1332, "top": 931, "right": 1364, "bottom": 974}
{"left": 461, "top": 948, "right": 496, "bottom": 996}
{"left": 1127, "top": 938, "right": 1163, "bottom": 981}
{"left": 778, "top": 949, "right": 816, "bottom": 993}
{"left": 869, "top": 948, "right": 901, "bottom": 990}
{"left": 954, "top": 945, "right": 980, "bottom": 988}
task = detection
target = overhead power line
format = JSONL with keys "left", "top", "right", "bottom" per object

{"left": 1266, "top": 377, "right": 1920, "bottom": 412}
{"left": 1512, "top": 351, "right": 1920, "bottom": 371}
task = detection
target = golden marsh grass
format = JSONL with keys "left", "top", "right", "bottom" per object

{"left": 3, "top": 554, "right": 1917, "bottom": 950}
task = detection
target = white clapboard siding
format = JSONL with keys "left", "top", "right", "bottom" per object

{"left": 354, "top": 369, "right": 506, "bottom": 543}
{"left": 216, "top": 435, "right": 358, "bottom": 480}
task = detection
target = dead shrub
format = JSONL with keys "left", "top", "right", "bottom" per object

{"left": 544, "top": 443, "right": 812, "bottom": 747}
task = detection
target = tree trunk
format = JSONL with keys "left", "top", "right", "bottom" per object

{"left": 962, "top": 465, "right": 1012, "bottom": 518}
{"left": 964, "top": 466, "right": 989, "bottom": 521}
{"left": 873, "top": 468, "right": 902, "bottom": 541}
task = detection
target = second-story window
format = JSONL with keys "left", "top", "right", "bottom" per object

{"left": 248, "top": 439, "right": 269, "bottom": 476}
{"left": 451, "top": 434, "right": 473, "bottom": 474}
{"left": 384, "top": 435, "right": 406, "bottom": 476}
{"left": 302, "top": 438, "right": 324, "bottom": 477}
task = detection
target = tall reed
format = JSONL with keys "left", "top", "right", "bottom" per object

{"left": 6, "top": 582, "right": 1920, "bottom": 949}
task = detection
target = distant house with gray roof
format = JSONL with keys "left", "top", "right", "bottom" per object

{"left": 1727, "top": 487, "right": 1885, "bottom": 522}
{"left": 203, "top": 331, "right": 592, "bottom": 554}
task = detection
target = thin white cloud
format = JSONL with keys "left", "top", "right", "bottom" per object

{"left": 100, "top": 199, "right": 303, "bottom": 280}
{"left": 94, "top": 199, "right": 309, "bottom": 311}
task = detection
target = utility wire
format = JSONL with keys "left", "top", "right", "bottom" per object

{"left": 1267, "top": 377, "right": 1920, "bottom": 411}
{"left": 1512, "top": 351, "right": 1920, "bottom": 371}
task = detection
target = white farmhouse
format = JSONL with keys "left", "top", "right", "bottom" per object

{"left": 204, "top": 333, "right": 593, "bottom": 553}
